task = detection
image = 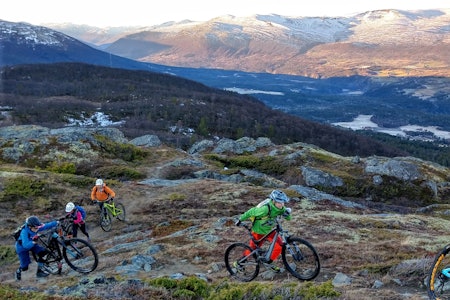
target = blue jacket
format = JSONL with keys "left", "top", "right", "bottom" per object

{"left": 16, "top": 221, "right": 58, "bottom": 252}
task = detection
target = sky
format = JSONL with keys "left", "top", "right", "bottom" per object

{"left": 2, "top": 0, "right": 449, "bottom": 27}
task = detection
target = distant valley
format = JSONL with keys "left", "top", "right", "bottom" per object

{"left": 1, "top": 12, "right": 450, "bottom": 160}
{"left": 40, "top": 10, "right": 450, "bottom": 142}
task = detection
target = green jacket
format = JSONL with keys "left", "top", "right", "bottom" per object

{"left": 239, "top": 200, "right": 291, "bottom": 235}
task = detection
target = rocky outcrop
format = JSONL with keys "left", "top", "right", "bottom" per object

{"left": 188, "top": 137, "right": 274, "bottom": 155}
{"left": 0, "top": 125, "right": 127, "bottom": 162}
{"left": 129, "top": 135, "right": 161, "bottom": 147}
{"left": 301, "top": 166, "right": 344, "bottom": 188}
{"left": 1, "top": 125, "right": 449, "bottom": 203}
{"left": 364, "top": 157, "right": 421, "bottom": 181}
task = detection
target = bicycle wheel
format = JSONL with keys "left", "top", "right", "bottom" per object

{"left": 42, "top": 250, "right": 63, "bottom": 275}
{"left": 282, "top": 237, "right": 320, "bottom": 280}
{"left": 100, "top": 207, "right": 112, "bottom": 232}
{"left": 63, "top": 238, "right": 98, "bottom": 273}
{"left": 61, "top": 219, "right": 73, "bottom": 237}
{"left": 428, "top": 244, "right": 450, "bottom": 300}
{"left": 224, "top": 242, "right": 259, "bottom": 282}
{"left": 115, "top": 202, "right": 126, "bottom": 221}
{"left": 34, "top": 247, "right": 63, "bottom": 275}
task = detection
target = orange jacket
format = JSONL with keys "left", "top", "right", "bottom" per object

{"left": 91, "top": 184, "right": 116, "bottom": 202}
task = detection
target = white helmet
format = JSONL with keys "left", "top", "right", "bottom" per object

{"left": 65, "top": 202, "right": 75, "bottom": 212}
{"left": 95, "top": 178, "right": 103, "bottom": 186}
{"left": 269, "top": 190, "right": 290, "bottom": 203}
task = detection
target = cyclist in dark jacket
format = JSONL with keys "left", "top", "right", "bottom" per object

{"left": 15, "top": 216, "right": 58, "bottom": 280}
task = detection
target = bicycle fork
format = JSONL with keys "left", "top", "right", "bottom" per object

{"left": 285, "top": 238, "right": 303, "bottom": 261}
{"left": 62, "top": 240, "right": 83, "bottom": 259}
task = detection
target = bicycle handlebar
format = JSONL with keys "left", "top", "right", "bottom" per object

{"left": 92, "top": 198, "right": 114, "bottom": 203}
{"left": 239, "top": 221, "right": 252, "bottom": 232}
{"left": 236, "top": 216, "right": 287, "bottom": 238}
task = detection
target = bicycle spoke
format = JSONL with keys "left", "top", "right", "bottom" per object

{"left": 100, "top": 208, "right": 112, "bottom": 231}
{"left": 224, "top": 243, "right": 259, "bottom": 282}
{"left": 41, "top": 250, "right": 63, "bottom": 275}
{"left": 282, "top": 237, "right": 320, "bottom": 280}
{"left": 115, "top": 203, "right": 126, "bottom": 221}
{"left": 63, "top": 238, "right": 98, "bottom": 273}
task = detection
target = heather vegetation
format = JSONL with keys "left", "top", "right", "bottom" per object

{"left": 2, "top": 62, "right": 450, "bottom": 299}
{"left": 0, "top": 126, "right": 448, "bottom": 298}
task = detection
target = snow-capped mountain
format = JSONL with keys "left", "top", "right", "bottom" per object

{"left": 2, "top": 18, "right": 450, "bottom": 144}
{"left": 44, "top": 9, "right": 450, "bottom": 78}
{"left": 0, "top": 20, "right": 163, "bottom": 72}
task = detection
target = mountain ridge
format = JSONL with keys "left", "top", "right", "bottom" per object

{"left": 44, "top": 9, "right": 450, "bottom": 78}
{"left": 2, "top": 19, "right": 450, "bottom": 166}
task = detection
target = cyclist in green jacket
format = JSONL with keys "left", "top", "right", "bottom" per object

{"left": 235, "top": 189, "right": 292, "bottom": 272}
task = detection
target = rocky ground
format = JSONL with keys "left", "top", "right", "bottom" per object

{"left": 0, "top": 176, "right": 445, "bottom": 299}
{"left": 0, "top": 126, "right": 448, "bottom": 299}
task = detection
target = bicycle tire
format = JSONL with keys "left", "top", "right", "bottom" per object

{"left": 115, "top": 202, "right": 126, "bottom": 221}
{"left": 63, "top": 238, "right": 98, "bottom": 273}
{"left": 427, "top": 244, "right": 450, "bottom": 300}
{"left": 33, "top": 247, "right": 62, "bottom": 275}
{"left": 61, "top": 219, "right": 73, "bottom": 237}
{"left": 282, "top": 237, "right": 320, "bottom": 280}
{"left": 100, "top": 207, "right": 112, "bottom": 232}
{"left": 42, "top": 250, "right": 63, "bottom": 275}
{"left": 224, "top": 242, "right": 259, "bottom": 282}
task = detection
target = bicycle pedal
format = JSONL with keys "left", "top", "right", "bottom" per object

{"left": 232, "top": 261, "right": 245, "bottom": 273}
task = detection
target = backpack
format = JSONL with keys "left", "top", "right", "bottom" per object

{"left": 76, "top": 205, "right": 87, "bottom": 220}
{"left": 249, "top": 199, "right": 272, "bottom": 223}
{"left": 12, "top": 224, "right": 26, "bottom": 241}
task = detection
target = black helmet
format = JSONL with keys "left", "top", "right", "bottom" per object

{"left": 26, "top": 216, "right": 42, "bottom": 227}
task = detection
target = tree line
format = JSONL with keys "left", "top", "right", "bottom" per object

{"left": 0, "top": 63, "right": 415, "bottom": 159}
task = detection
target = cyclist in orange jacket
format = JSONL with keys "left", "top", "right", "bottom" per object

{"left": 90, "top": 179, "right": 116, "bottom": 212}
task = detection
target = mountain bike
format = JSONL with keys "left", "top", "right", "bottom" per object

{"left": 32, "top": 219, "right": 98, "bottom": 274}
{"left": 224, "top": 216, "right": 320, "bottom": 282}
{"left": 427, "top": 244, "right": 450, "bottom": 300}
{"left": 96, "top": 198, "right": 126, "bottom": 232}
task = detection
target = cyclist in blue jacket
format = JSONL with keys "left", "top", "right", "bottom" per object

{"left": 15, "top": 216, "right": 58, "bottom": 280}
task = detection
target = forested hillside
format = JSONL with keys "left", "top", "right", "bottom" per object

{"left": 1, "top": 62, "right": 408, "bottom": 157}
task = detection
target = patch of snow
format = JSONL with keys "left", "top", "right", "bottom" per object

{"left": 333, "top": 115, "right": 379, "bottom": 130}
{"left": 66, "top": 112, "right": 125, "bottom": 127}
{"left": 224, "top": 87, "right": 284, "bottom": 95}
{"left": 333, "top": 114, "right": 450, "bottom": 141}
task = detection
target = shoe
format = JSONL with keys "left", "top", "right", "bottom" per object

{"left": 233, "top": 261, "right": 244, "bottom": 273}
{"left": 269, "top": 264, "right": 281, "bottom": 273}
{"left": 264, "top": 262, "right": 281, "bottom": 273}
{"left": 15, "top": 268, "right": 21, "bottom": 281}
{"left": 36, "top": 268, "right": 49, "bottom": 278}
